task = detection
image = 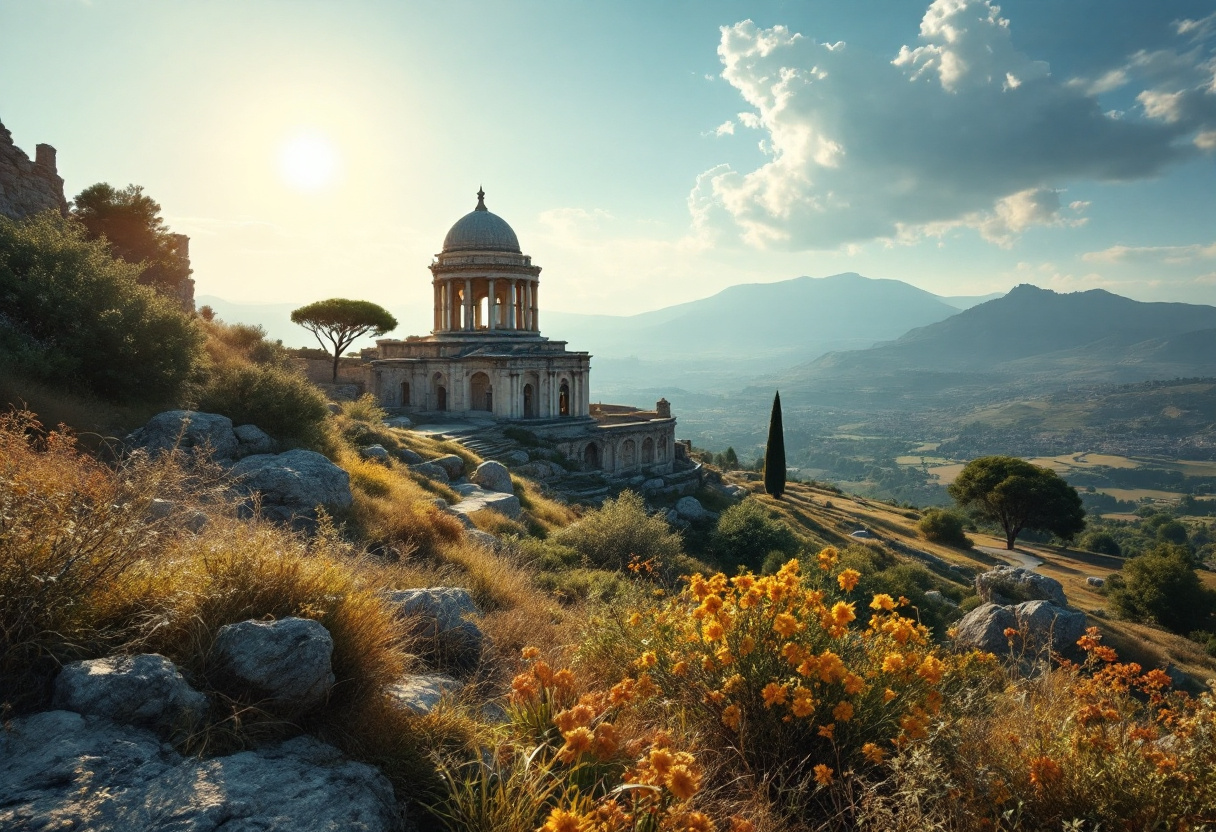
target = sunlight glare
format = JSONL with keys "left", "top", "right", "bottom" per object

{"left": 278, "top": 131, "right": 340, "bottom": 192}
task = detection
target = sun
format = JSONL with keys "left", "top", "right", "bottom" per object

{"left": 278, "top": 131, "right": 339, "bottom": 192}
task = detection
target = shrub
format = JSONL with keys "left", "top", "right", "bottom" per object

{"left": 917, "top": 508, "right": 972, "bottom": 548}
{"left": 1080, "top": 530, "right": 1122, "bottom": 556}
{"left": 341, "top": 393, "right": 388, "bottom": 424}
{"left": 1106, "top": 543, "right": 1216, "bottom": 634}
{"left": 711, "top": 499, "right": 800, "bottom": 569}
{"left": 196, "top": 361, "right": 329, "bottom": 446}
{"left": 0, "top": 212, "right": 202, "bottom": 404}
{"left": 552, "top": 491, "right": 684, "bottom": 572}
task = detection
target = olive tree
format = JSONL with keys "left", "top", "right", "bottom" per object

{"left": 290, "top": 299, "right": 398, "bottom": 382}
{"left": 948, "top": 456, "right": 1085, "bottom": 550}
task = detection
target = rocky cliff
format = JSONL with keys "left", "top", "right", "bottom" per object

{"left": 0, "top": 119, "right": 68, "bottom": 220}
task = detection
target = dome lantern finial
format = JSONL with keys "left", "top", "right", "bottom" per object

{"left": 475, "top": 186, "right": 486, "bottom": 212}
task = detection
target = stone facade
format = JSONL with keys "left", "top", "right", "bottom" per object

{"left": 366, "top": 190, "right": 677, "bottom": 476}
{"left": 0, "top": 120, "right": 68, "bottom": 220}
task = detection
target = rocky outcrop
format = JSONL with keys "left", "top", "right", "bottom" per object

{"left": 0, "top": 121, "right": 67, "bottom": 220}
{"left": 0, "top": 711, "right": 398, "bottom": 831}
{"left": 410, "top": 461, "right": 450, "bottom": 482}
{"left": 211, "top": 617, "right": 335, "bottom": 711}
{"left": 233, "top": 423, "right": 276, "bottom": 455}
{"left": 359, "top": 444, "right": 391, "bottom": 463}
{"left": 470, "top": 460, "right": 514, "bottom": 494}
{"left": 954, "top": 600, "right": 1086, "bottom": 655}
{"left": 449, "top": 483, "right": 522, "bottom": 519}
{"left": 430, "top": 454, "right": 466, "bottom": 480}
{"left": 384, "top": 587, "right": 484, "bottom": 661}
{"left": 976, "top": 566, "right": 1067, "bottom": 607}
{"left": 388, "top": 673, "right": 464, "bottom": 715}
{"left": 230, "top": 449, "right": 353, "bottom": 523}
{"left": 52, "top": 654, "right": 208, "bottom": 735}
{"left": 953, "top": 603, "right": 1018, "bottom": 653}
{"left": 128, "top": 410, "right": 241, "bottom": 461}
{"left": 675, "top": 496, "right": 713, "bottom": 522}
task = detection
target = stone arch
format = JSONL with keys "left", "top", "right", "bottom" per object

{"left": 431, "top": 373, "right": 448, "bottom": 411}
{"left": 585, "top": 442, "right": 600, "bottom": 470}
{"left": 642, "top": 437, "right": 654, "bottom": 464}
{"left": 400, "top": 381, "right": 410, "bottom": 407}
{"left": 622, "top": 439, "right": 637, "bottom": 469}
{"left": 559, "top": 380, "right": 570, "bottom": 417}
{"left": 470, "top": 372, "right": 492, "bottom": 411}
{"left": 523, "top": 383, "right": 535, "bottom": 418}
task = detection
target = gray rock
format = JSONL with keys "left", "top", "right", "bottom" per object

{"left": 675, "top": 496, "right": 709, "bottom": 521}
{"left": 501, "top": 449, "right": 530, "bottom": 467}
{"left": 431, "top": 454, "right": 466, "bottom": 480}
{"left": 383, "top": 415, "right": 413, "bottom": 429}
{"left": 442, "top": 507, "right": 477, "bottom": 529}
{"left": 465, "top": 529, "right": 501, "bottom": 550}
{"left": 388, "top": 673, "right": 463, "bottom": 715}
{"left": 976, "top": 566, "right": 1068, "bottom": 607}
{"left": 230, "top": 449, "right": 353, "bottom": 516}
{"left": 1014, "top": 600, "right": 1088, "bottom": 653}
{"left": 923, "top": 590, "right": 957, "bottom": 608}
{"left": 326, "top": 402, "right": 342, "bottom": 415}
{"left": 397, "top": 447, "right": 425, "bottom": 464}
{"left": 383, "top": 587, "right": 483, "bottom": 658}
{"left": 127, "top": 411, "right": 239, "bottom": 460}
{"left": 517, "top": 460, "right": 564, "bottom": 480}
{"left": 212, "top": 617, "right": 335, "bottom": 711}
{"left": 449, "top": 483, "right": 522, "bottom": 519}
{"left": 953, "top": 603, "right": 1019, "bottom": 653}
{"left": 149, "top": 497, "right": 176, "bottom": 519}
{"left": 233, "top": 423, "right": 276, "bottom": 455}
{"left": 666, "top": 509, "right": 690, "bottom": 529}
{"left": 53, "top": 654, "right": 208, "bottom": 734}
{"left": 1086, "top": 576, "right": 1106, "bottom": 588}
{"left": 410, "top": 461, "right": 450, "bottom": 482}
{"left": 470, "top": 460, "right": 514, "bottom": 494}
{"left": 0, "top": 710, "right": 398, "bottom": 831}
{"left": 642, "top": 477, "right": 665, "bottom": 493}
{"left": 359, "top": 444, "right": 391, "bottom": 463}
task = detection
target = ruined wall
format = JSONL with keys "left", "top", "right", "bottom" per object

{"left": 0, "top": 120, "right": 68, "bottom": 220}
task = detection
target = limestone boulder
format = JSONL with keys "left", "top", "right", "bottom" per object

{"left": 675, "top": 496, "right": 710, "bottom": 522}
{"left": 517, "top": 460, "right": 564, "bottom": 480}
{"left": 923, "top": 590, "right": 957, "bottom": 608}
{"left": 127, "top": 410, "right": 239, "bottom": 460}
{"left": 0, "top": 711, "right": 398, "bottom": 832}
{"left": 229, "top": 449, "right": 353, "bottom": 519}
{"left": 326, "top": 402, "right": 343, "bottom": 415}
{"left": 383, "top": 587, "right": 483, "bottom": 659}
{"left": 53, "top": 654, "right": 208, "bottom": 734}
{"left": 388, "top": 673, "right": 464, "bottom": 715}
{"left": 501, "top": 449, "right": 531, "bottom": 467}
{"left": 642, "top": 477, "right": 666, "bottom": 494}
{"left": 1014, "top": 600, "right": 1088, "bottom": 653}
{"left": 465, "top": 529, "right": 502, "bottom": 550}
{"left": 359, "top": 444, "right": 391, "bottom": 463}
{"left": 233, "top": 423, "right": 276, "bottom": 456}
{"left": 976, "top": 566, "right": 1067, "bottom": 607}
{"left": 397, "top": 447, "right": 425, "bottom": 464}
{"left": 384, "top": 415, "right": 413, "bottom": 429}
{"left": 410, "top": 461, "right": 450, "bottom": 482}
{"left": 953, "top": 603, "right": 1018, "bottom": 653}
{"left": 431, "top": 454, "right": 466, "bottom": 480}
{"left": 450, "top": 483, "right": 522, "bottom": 519}
{"left": 471, "top": 461, "right": 514, "bottom": 494}
{"left": 211, "top": 617, "right": 335, "bottom": 711}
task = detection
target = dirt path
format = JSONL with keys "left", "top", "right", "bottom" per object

{"left": 975, "top": 545, "right": 1044, "bottom": 571}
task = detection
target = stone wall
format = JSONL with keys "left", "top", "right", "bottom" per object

{"left": 0, "top": 120, "right": 68, "bottom": 220}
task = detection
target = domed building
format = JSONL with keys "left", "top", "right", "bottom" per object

{"left": 365, "top": 189, "right": 678, "bottom": 475}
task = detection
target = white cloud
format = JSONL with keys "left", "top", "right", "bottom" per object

{"left": 713, "top": 120, "right": 735, "bottom": 136}
{"left": 1082, "top": 241, "right": 1216, "bottom": 265}
{"left": 693, "top": 1, "right": 1216, "bottom": 251}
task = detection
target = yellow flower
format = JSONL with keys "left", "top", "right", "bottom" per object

{"left": 723, "top": 673, "right": 745, "bottom": 694}
{"left": 870, "top": 594, "right": 896, "bottom": 611}
{"left": 738, "top": 635, "right": 756, "bottom": 656}
{"left": 837, "top": 568, "right": 861, "bottom": 592}
{"left": 916, "top": 655, "right": 945, "bottom": 685}
{"left": 883, "top": 688, "right": 897, "bottom": 703}
{"left": 762, "top": 682, "right": 788, "bottom": 707}
{"left": 715, "top": 646, "right": 734, "bottom": 666}
{"left": 648, "top": 747, "right": 675, "bottom": 776}
{"left": 732, "top": 574, "right": 755, "bottom": 591}
{"left": 817, "top": 722, "right": 835, "bottom": 740}
{"left": 862, "top": 742, "right": 885, "bottom": 765}
{"left": 672, "top": 660, "right": 689, "bottom": 676}
{"left": 844, "top": 672, "right": 865, "bottom": 695}
{"left": 792, "top": 688, "right": 815, "bottom": 718}
{"left": 730, "top": 819, "right": 756, "bottom": 832}
{"left": 521, "top": 646, "right": 540, "bottom": 660}
{"left": 775, "top": 614, "right": 801, "bottom": 639}
{"left": 558, "top": 726, "right": 594, "bottom": 763}
{"left": 830, "top": 601, "right": 856, "bottom": 627}
{"left": 722, "top": 704, "right": 742, "bottom": 731}
{"left": 832, "top": 701, "right": 854, "bottom": 722}
{"left": 593, "top": 722, "right": 619, "bottom": 757}
{"left": 817, "top": 650, "right": 846, "bottom": 683}
{"left": 636, "top": 651, "right": 658, "bottom": 669}
{"left": 680, "top": 811, "right": 714, "bottom": 832}
{"left": 813, "top": 763, "right": 834, "bottom": 785}
{"left": 882, "top": 653, "right": 906, "bottom": 674}
{"left": 817, "top": 547, "right": 839, "bottom": 571}
{"left": 552, "top": 668, "right": 576, "bottom": 692}
{"left": 628, "top": 612, "right": 642, "bottom": 627}
{"left": 540, "top": 807, "right": 584, "bottom": 832}
{"left": 704, "top": 621, "right": 725, "bottom": 641}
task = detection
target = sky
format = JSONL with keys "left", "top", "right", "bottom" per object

{"left": 2, "top": 0, "right": 1215, "bottom": 337}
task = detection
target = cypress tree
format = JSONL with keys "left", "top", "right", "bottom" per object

{"left": 764, "top": 390, "right": 786, "bottom": 499}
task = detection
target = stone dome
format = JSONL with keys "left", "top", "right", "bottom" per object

{"left": 441, "top": 188, "right": 521, "bottom": 253}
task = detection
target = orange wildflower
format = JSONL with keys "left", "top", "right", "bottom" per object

{"left": 521, "top": 646, "right": 540, "bottom": 660}
{"left": 862, "top": 742, "right": 885, "bottom": 765}
{"left": 540, "top": 807, "right": 584, "bottom": 832}
{"left": 837, "top": 568, "right": 861, "bottom": 592}
{"left": 667, "top": 764, "right": 702, "bottom": 800}
{"left": 870, "top": 594, "right": 896, "bottom": 611}
{"left": 813, "top": 763, "right": 834, "bottom": 785}
{"left": 722, "top": 704, "right": 742, "bottom": 731}
{"left": 832, "top": 701, "right": 855, "bottom": 722}
{"left": 762, "top": 682, "right": 789, "bottom": 707}
{"left": 773, "top": 613, "right": 799, "bottom": 637}
{"left": 817, "top": 547, "right": 839, "bottom": 571}
{"left": 558, "top": 726, "right": 594, "bottom": 763}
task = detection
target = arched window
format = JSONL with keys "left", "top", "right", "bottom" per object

{"left": 400, "top": 381, "right": 410, "bottom": 407}
{"left": 523, "top": 383, "right": 534, "bottom": 418}
{"left": 559, "top": 381, "right": 570, "bottom": 417}
{"left": 585, "top": 443, "right": 600, "bottom": 469}
{"left": 470, "top": 372, "right": 492, "bottom": 411}
{"left": 642, "top": 437, "right": 654, "bottom": 464}
{"left": 622, "top": 439, "right": 637, "bottom": 469}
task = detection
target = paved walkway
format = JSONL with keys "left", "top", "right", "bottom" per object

{"left": 975, "top": 545, "right": 1044, "bottom": 571}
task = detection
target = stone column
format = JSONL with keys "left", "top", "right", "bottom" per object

{"left": 433, "top": 282, "right": 440, "bottom": 332}
{"left": 487, "top": 278, "right": 496, "bottom": 330}
{"left": 505, "top": 279, "right": 515, "bottom": 330}
{"left": 524, "top": 281, "right": 532, "bottom": 330}
{"left": 440, "top": 282, "right": 449, "bottom": 332}
{"left": 532, "top": 283, "right": 539, "bottom": 332}
{"left": 464, "top": 278, "right": 473, "bottom": 331}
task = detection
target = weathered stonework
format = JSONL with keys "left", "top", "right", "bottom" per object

{"left": 0, "top": 119, "right": 68, "bottom": 220}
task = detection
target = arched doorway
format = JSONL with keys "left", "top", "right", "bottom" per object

{"left": 559, "top": 381, "right": 570, "bottom": 416}
{"left": 523, "top": 383, "right": 534, "bottom": 418}
{"left": 622, "top": 439, "right": 637, "bottom": 469}
{"left": 437, "top": 386, "right": 447, "bottom": 411}
{"left": 585, "top": 443, "right": 600, "bottom": 469}
{"left": 642, "top": 437, "right": 654, "bottom": 464}
{"left": 400, "top": 381, "right": 410, "bottom": 407}
{"left": 470, "top": 372, "right": 492, "bottom": 411}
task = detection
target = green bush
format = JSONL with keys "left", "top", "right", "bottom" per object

{"left": 0, "top": 212, "right": 201, "bottom": 404}
{"left": 197, "top": 362, "right": 329, "bottom": 445}
{"left": 711, "top": 499, "right": 800, "bottom": 569}
{"left": 917, "top": 507, "right": 973, "bottom": 548}
{"left": 552, "top": 490, "right": 683, "bottom": 572}
{"left": 1106, "top": 543, "right": 1216, "bottom": 634}
{"left": 1080, "top": 530, "right": 1122, "bottom": 556}
{"left": 341, "top": 393, "right": 388, "bottom": 424}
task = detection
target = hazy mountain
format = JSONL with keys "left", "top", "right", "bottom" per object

{"left": 787, "top": 284, "right": 1216, "bottom": 391}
